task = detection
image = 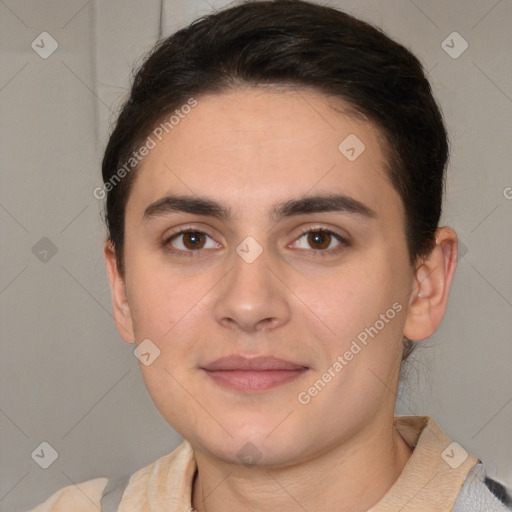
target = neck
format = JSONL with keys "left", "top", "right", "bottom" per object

{"left": 191, "top": 417, "right": 413, "bottom": 512}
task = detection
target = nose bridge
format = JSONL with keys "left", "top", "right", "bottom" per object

{"left": 212, "top": 239, "right": 291, "bottom": 332}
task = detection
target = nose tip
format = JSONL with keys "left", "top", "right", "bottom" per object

{"left": 220, "top": 314, "right": 279, "bottom": 333}
{"left": 213, "top": 250, "right": 291, "bottom": 334}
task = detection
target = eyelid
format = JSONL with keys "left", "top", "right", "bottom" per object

{"left": 293, "top": 224, "right": 349, "bottom": 242}
{"left": 290, "top": 226, "right": 350, "bottom": 254}
{"left": 162, "top": 223, "right": 217, "bottom": 241}
{"left": 162, "top": 224, "right": 350, "bottom": 256}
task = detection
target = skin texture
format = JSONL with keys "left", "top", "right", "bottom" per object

{"left": 104, "top": 87, "right": 459, "bottom": 512}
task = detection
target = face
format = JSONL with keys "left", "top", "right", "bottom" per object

{"left": 113, "top": 87, "right": 418, "bottom": 466}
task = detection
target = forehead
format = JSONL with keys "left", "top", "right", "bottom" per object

{"left": 126, "top": 87, "right": 402, "bottom": 225}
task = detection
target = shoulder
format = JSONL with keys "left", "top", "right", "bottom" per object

{"left": 26, "top": 441, "right": 194, "bottom": 512}
{"left": 116, "top": 440, "right": 195, "bottom": 510}
{"left": 27, "top": 477, "right": 108, "bottom": 512}
{"left": 452, "top": 462, "right": 512, "bottom": 511}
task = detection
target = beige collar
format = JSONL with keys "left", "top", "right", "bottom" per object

{"left": 118, "top": 416, "right": 479, "bottom": 512}
{"left": 369, "top": 416, "right": 479, "bottom": 511}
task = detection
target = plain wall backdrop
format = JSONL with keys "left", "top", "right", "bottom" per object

{"left": 0, "top": 0, "right": 511, "bottom": 510}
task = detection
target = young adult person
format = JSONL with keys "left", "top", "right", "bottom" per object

{"left": 30, "top": 1, "right": 512, "bottom": 510}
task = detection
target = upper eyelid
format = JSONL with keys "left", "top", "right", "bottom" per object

{"left": 295, "top": 226, "right": 348, "bottom": 240}
{"left": 164, "top": 225, "right": 348, "bottom": 248}
{"left": 163, "top": 224, "right": 217, "bottom": 243}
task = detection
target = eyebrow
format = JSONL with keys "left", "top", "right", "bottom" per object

{"left": 142, "top": 193, "right": 376, "bottom": 223}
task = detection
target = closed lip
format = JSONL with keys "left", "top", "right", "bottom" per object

{"left": 201, "top": 355, "right": 307, "bottom": 371}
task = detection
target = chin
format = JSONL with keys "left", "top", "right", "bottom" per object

{"left": 186, "top": 417, "right": 309, "bottom": 467}
{"left": 202, "top": 437, "right": 302, "bottom": 468}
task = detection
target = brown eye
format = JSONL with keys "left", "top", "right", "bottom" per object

{"left": 293, "top": 228, "right": 348, "bottom": 255}
{"left": 181, "top": 231, "right": 206, "bottom": 250}
{"left": 165, "top": 230, "right": 219, "bottom": 254}
{"left": 307, "top": 230, "right": 332, "bottom": 250}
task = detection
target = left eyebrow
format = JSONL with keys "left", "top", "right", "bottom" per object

{"left": 271, "top": 193, "right": 376, "bottom": 222}
{"left": 142, "top": 193, "right": 376, "bottom": 223}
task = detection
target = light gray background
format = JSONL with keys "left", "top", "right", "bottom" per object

{"left": 1, "top": 0, "right": 511, "bottom": 510}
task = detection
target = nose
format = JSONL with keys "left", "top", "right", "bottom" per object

{"left": 213, "top": 245, "right": 291, "bottom": 333}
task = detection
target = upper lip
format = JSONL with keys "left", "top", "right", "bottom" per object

{"left": 201, "top": 355, "right": 307, "bottom": 371}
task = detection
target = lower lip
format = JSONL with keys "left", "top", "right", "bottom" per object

{"left": 202, "top": 369, "right": 308, "bottom": 392}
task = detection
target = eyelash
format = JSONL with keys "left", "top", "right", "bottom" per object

{"left": 162, "top": 226, "right": 349, "bottom": 258}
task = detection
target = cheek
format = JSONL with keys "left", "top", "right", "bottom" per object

{"left": 302, "top": 267, "right": 406, "bottom": 403}
{"left": 127, "top": 274, "right": 170, "bottom": 340}
{"left": 125, "top": 253, "right": 205, "bottom": 341}
{"left": 300, "top": 259, "right": 405, "bottom": 342}
{"left": 125, "top": 260, "right": 224, "bottom": 393}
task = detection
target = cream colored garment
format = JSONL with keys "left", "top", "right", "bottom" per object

{"left": 28, "top": 416, "right": 479, "bottom": 512}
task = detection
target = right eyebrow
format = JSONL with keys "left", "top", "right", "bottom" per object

{"left": 143, "top": 195, "right": 231, "bottom": 222}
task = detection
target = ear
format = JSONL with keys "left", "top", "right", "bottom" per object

{"left": 403, "top": 227, "right": 458, "bottom": 341}
{"left": 103, "top": 240, "right": 135, "bottom": 343}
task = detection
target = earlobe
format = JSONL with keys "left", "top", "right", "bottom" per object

{"left": 403, "top": 227, "right": 459, "bottom": 341}
{"left": 103, "top": 241, "right": 135, "bottom": 344}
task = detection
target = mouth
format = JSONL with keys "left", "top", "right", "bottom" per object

{"left": 200, "top": 355, "right": 309, "bottom": 392}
